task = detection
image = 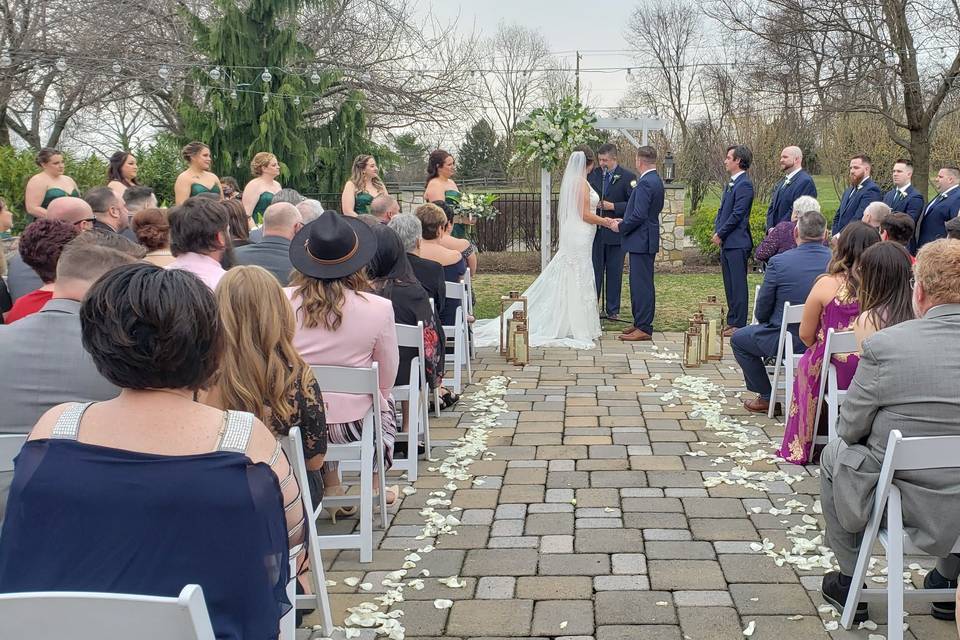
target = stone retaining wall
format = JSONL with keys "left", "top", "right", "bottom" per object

{"left": 658, "top": 183, "right": 686, "bottom": 268}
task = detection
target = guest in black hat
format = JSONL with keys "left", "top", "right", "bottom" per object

{"left": 287, "top": 213, "right": 400, "bottom": 511}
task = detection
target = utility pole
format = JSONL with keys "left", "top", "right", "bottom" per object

{"left": 575, "top": 51, "right": 582, "bottom": 100}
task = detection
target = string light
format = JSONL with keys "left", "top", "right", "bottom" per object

{"left": 112, "top": 61, "right": 122, "bottom": 74}
{"left": 55, "top": 58, "right": 67, "bottom": 72}
{"left": 293, "top": 95, "right": 300, "bottom": 105}
{"left": 0, "top": 51, "right": 11, "bottom": 68}
{"left": 260, "top": 67, "right": 272, "bottom": 83}
{"left": 209, "top": 67, "right": 221, "bottom": 81}
{"left": 262, "top": 93, "right": 269, "bottom": 103}
{"left": 158, "top": 65, "right": 170, "bottom": 80}
{"left": 310, "top": 70, "right": 321, "bottom": 84}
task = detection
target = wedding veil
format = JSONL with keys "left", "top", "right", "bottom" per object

{"left": 557, "top": 151, "right": 586, "bottom": 250}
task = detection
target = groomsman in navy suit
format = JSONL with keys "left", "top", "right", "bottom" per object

{"left": 764, "top": 146, "right": 817, "bottom": 231}
{"left": 883, "top": 158, "right": 925, "bottom": 222}
{"left": 588, "top": 143, "right": 636, "bottom": 320}
{"left": 831, "top": 155, "right": 882, "bottom": 236}
{"left": 713, "top": 145, "right": 755, "bottom": 334}
{"left": 616, "top": 146, "right": 663, "bottom": 342}
{"left": 913, "top": 166, "right": 960, "bottom": 252}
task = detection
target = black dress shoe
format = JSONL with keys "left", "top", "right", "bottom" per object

{"left": 925, "top": 568, "right": 958, "bottom": 620}
{"left": 821, "top": 571, "right": 869, "bottom": 623}
{"left": 393, "top": 441, "right": 426, "bottom": 458}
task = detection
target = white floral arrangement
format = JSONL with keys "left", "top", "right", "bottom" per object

{"left": 448, "top": 191, "right": 500, "bottom": 222}
{"left": 514, "top": 97, "right": 599, "bottom": 171}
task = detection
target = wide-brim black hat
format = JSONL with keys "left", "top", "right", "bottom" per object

{"left": 289, "top": 213, "right": 377, "bottom": 280}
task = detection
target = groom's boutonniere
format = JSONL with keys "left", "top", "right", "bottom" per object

{"left": 611, "top": 174, "right": 621, "bottom": 185}
{"left": 630, "top": 179, "right": 637, "bottom": 188}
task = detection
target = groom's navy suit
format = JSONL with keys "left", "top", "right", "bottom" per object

{"left": 619, "top": 169, "right": 663, "bottom": 335}
{"left": 588, "top": 164, "right": 635, "bottom": 317}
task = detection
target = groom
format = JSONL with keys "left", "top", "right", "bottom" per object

{"left": 616, "top": 146, "right": 664, "bottom": 342}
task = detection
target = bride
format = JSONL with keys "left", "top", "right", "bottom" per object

{"left": 474, "top": 146, "right": 619, "bottom": 349}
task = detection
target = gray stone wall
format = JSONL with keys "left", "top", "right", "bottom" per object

{"left": 657, "top": 183, "right": 686, "bottom": 268}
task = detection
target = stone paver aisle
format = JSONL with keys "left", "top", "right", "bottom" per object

{"left": 311, "top": 331, "right": 958, "bottom": 640}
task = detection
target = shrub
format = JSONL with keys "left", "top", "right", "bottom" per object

{"left": 136, "top": 136, "right": 182, "bottom": 207}
{"left": 687, "top": 201, "right": 769, "bottom": 259}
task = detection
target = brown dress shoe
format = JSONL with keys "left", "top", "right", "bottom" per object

{"left": 743, "top": 396, "right": 770, "bottom": 413}
{"left": 618, "top": 329, "right": 652, "bottom": 341}
{"left": 620, "top": 324, "right": 638, "bottom": 334}
{"left": 722, "top": 325, "right": 739, "bottom": 337}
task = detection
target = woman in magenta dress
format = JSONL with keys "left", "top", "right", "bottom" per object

{"left": 777, "top": 222, "right": 880, "bottom": 464}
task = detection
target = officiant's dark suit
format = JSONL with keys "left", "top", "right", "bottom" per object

{"left": 588, "top": 161, "right": 635, "bottom": 319}
{"left": 618, "top": 165, "right": 663, "bottom": 338}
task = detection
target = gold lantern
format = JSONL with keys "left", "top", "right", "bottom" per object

{"left": 499, "top": 291, "right": 528, "bottom": 355}
{"left": 691, "top": 312, "right": 709, "bottom": 363}
{"left": 512, "top": 321, "right": 529, "bottom": 366}
{"left": 506, "top": 310, "right": 525, "bottom": 362}
{"left": 699, "top": 295, "right": 726, "bottom": 360}
{"left": 684, "top": 323, "right": 702, "bottom": 368}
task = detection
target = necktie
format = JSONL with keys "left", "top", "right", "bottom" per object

{"left": 603, "top": 172, "right": 612, "bottom": 190}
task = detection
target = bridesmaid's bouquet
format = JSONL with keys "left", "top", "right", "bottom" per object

{"left": 450, "top": 192, "right": 501, "bottom": 222}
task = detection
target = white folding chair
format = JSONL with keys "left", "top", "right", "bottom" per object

{"left": 282, "top": 427, "right": 335, "bottom": 636}
{"left": 310, "top": 364, "right": 388, "bottom": 563}
{"left": 0, "top": 434, "right": 26, "bottom": 472}
{"left": 463, "top": 268, "right": 476, "bottom": 360}
{"left": 394, "top": 322, "right": 431, "bottom": 480}
{"left": 750, "top": 284, "right": 762, "bottom": 325}
{"left": 766, "top": 302, "right": 805, "bottom": 419}
{"left": 839, "top": 430, "right": 960, "bottom": 638}
{"left": 0, "top": 584, "right": 215, "bottom": 640}
{"left": 443, "top": 281, "right": 470, "bottom": 395}
{"left": 813, "top": 329, "right": 858, "bottom": 442}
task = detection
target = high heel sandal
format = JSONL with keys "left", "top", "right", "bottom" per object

{"left": 325, "top": 485, "right": 358, "bottom": 524}
{"left": 374, "top": 485, "right": 401, "bottom": 508}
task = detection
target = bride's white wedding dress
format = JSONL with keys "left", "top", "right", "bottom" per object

{"left": 474, "top": 151, "right": 602, "bottom": 350}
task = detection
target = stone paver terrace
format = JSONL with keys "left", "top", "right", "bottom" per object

{"left": 305, "top": 331, "right": 957, "bottom": 640}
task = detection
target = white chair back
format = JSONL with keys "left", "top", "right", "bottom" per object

{"left": 441, "top": 283, "right": 470, "bottom": 395}
{"left": 766, "top": 302, "right": 805, "bottom": 419}
{"left": 750, "top": 284, "right": 762, "bottom": 325}
{"left": 463, "top": 268, "right": 476, "bottom": 360}
{"left": 394, "top": 322, "right": 431, "bottom": 480}
{"left": 0, "top": 434, "right": 26, "bottom": 473}
{"left": 0, "top": 584, "right": 215, "bottom": 640}
{"left": 813, "top": 329, "right": 858, "bottom": 437}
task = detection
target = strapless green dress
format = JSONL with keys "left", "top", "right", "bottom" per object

{"left": 251, "top": 191, "right": 274, "bottom": 225}
{"left": 190, "top": 182, "right": 221, "bottom": 197}
{"left": 445, "top": 189, "right": 467, "bottom": 239}
{"left": 41, "top": 187, "right": 80, "bottom": 209}
{"left": 354, "top": 191, "right": 373, "bottom": 215}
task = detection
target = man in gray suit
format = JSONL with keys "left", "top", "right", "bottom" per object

{"left": 0, "top": 237, "right": 137, "bottom": 519}
{"left": 820, "top": 238, "right": 960, "bottom": 622}
{"left": 232, "top": 202, "right": 303, "bottom": 285}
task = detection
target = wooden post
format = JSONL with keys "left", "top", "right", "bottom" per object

{"left": 540, "top": 167, "right": 551, "bottom": 271}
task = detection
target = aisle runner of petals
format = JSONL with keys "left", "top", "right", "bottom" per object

{"left": 322, "top": 376, "right": 511, "bottom": 640}
{"left": 662, "top": 372, "right": 918, "bottom": 636}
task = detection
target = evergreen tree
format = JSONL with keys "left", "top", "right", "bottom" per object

{"left": 177, "top": 0, "right": 368, "bottom": 193}
{"left": 457, "top": 119, "right": 506, "bottom": 183}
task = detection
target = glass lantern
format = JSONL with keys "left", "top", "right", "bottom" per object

{"left": 699, "top": 295, "right": 726, "bottom": 360}
{"left": 663, "top": 151, "right": 675, "bottom": 183}
{"left": 684, "top": 324, "right": 701, "bottom": 368}
{"left": 691, "top": 312, "right": 709, "bottom": 363}
{"left": 499, "top": 291, "right": 528, "bottom": 355}
{"left": 506, "top": 310, "right": 525, "bottom": 362}
{"left": 512, "top": 321, "right": 529, "bottom": 366}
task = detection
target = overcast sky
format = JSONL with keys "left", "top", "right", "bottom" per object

{"left": 425, "top": 0, "right": 639, "bottom": 115}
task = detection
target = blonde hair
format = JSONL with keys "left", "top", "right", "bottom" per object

{"left": 290, "top": 269, "right": 371, "bottom": 331}
{"left": 350, "top": 154, "right": 385, "bottom": 195}
{"left": 415, "top": 203, "right": 447, "bottom": 240}
{"left": 214, "top": 266, "right": 317, "bottom": 430}
{"left": 250, "top": 152, "right": 276, "bottom": 177}
{"left": 915, "top": 239, "right": 960, "bottom": 306}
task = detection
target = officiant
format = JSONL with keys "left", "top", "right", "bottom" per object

{"left": 589, "top": 143, "right": 636, "bottom": 321}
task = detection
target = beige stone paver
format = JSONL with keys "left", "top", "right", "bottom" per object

{"left": 301, "top": 331, "right": 957, "bottom": 640}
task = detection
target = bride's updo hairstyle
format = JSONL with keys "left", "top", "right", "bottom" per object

{"left": 573, "top": 144, "right": 595, "bottom": 170}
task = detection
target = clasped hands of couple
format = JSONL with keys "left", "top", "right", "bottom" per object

{"left": 601, "top": 217, "right": 621, "bottom": 232}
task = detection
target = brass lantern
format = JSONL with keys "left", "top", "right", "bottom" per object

{"left": 499, "top": 291, "right": 528, "bottom": 355}
{"left": 512, "top": 321, "right": 529, "bottom": 366}
{"left": 506, "top": 310, "right": 525, "bottom": 362}
{"left": 684, "top": 323, "right": 702, "bottom": 368}
{"left": 691, "top": 312, "right": 709, "bottom": 363}
{"left": 699, "top": 295, "right": 726, "bottom": 360}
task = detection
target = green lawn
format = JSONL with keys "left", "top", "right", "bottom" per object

{"left": 693, "top": 174, "right": 842, "bottom": 216}
{"left": 473, "top": 273, "right": 764, "bottom": 333}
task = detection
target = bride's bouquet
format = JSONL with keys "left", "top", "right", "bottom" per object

{"left": 449, "top": 191, "right": 501, "bottom": 224}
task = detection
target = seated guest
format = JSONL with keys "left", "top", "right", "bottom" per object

{"left": 819, "top": 239, "right": 960, "bottom": 623}
{"left": 3, "top": 220, "right": 78, "bottom": 323}
{"left": 734, "top": 210, "right": 832, "bottom": 414}
{"left": 123, "top": 185, "right": 158, "bottom": 214}
{"left": 85, "top": 186, "right": 130, "bottom": 236}
{"left": 0, "top": 198, "right": 14, "bottom": 257}
{"left": 251, "top": 190, "right": 307, "bottom": 243}
{"left": 132, "top": 208, "right": 175, "bottom": 267}
{"left": 432, "top": 199, "right": 478, "bottom": 276}
{"left": 371, "top": 195, "right": 400, "bottom": 224}
{"left": 0, "top": 264, "right": 303, "bottom": 639}
{"left": 221, "top": 176, "right": 241, "bottom": 200}
{"left": 297, "top": 199, "right": 324, "bottom": 225}
{"left": 860, "top": 200, "right": 890, "bottom": 230}
{"left": 207, "top": 266, "right": 327, "bottom": 503}
{"left": 754, "top": 195, "right": 822, "bottom": 263}
{"left": 223, "top": 198, "right": 252, "bottom": 260}
{"left": 851, "top": 242, "right": 914, "bottom": 350}
{"left": 232, "top": 203, "right": 302, "bottom": 285}
{"left": 366, "top": 224, "right": 445, "bottom": 446}
{"left": 777, "top": 222, "right": 880, "bottom": 464}
{"left": 7, "top": 198, "right": 93, "bottom": 301}
{"left": 390, "top": 213, "right": 446, "bottom": 321}
{"left": 879, "top": 212, "right": 915, "bottom": 260}
{"left": 286, "top": 214, "right": 400, "bottom": 508}
{"left": 273, "top": 188, "right": 304, "bottom": 206}
{"left": 167, "top": 197, "right": 229, "bottom": 290}
{"left": 416, "top": 203, "right": 466, "bottom": 327}
{"left": 946, "top": 215, "right": 960, "bottom": 240}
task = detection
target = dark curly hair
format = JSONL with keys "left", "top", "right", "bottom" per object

{"left": 18, "top": 219, "right": 79, "bottom": 283}
{"left": 107, "top": 151, "right": 138, "bottom": 187}
{"left": 131, "top": 208, "right": 170, "bottom": 251}
{"left": 80, "top": 263, "right": 223, "bottom": 391}
{"left": 168, "top": 197, "right": 228, "bottom": 256}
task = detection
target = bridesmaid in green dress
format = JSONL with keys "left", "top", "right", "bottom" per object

{"left": 174, "top": 141, "right": 223, "bottom": 205}
{"left": 242, "top": 152, "right": 283, "bottom": 226}
{"left": 24, "top": 148, "right": 80, "bottom": 219}
{"left": 106, "top": 151, "right": 141, "bottom": 201}
{"left": 424, "top": 150, "right": 468, "bottom": 238}
{"left": 341, "top": 154, "right": 388, "bottom": 217}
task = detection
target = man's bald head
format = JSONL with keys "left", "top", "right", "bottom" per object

{"left": 47, "top": 197, "right": 94, "bottom": 230}
{"left": 262, "top": 202, "right": 303, "bottom": 240}
{"left": 779, "top": 146, "right": 803, "bottom": 173}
